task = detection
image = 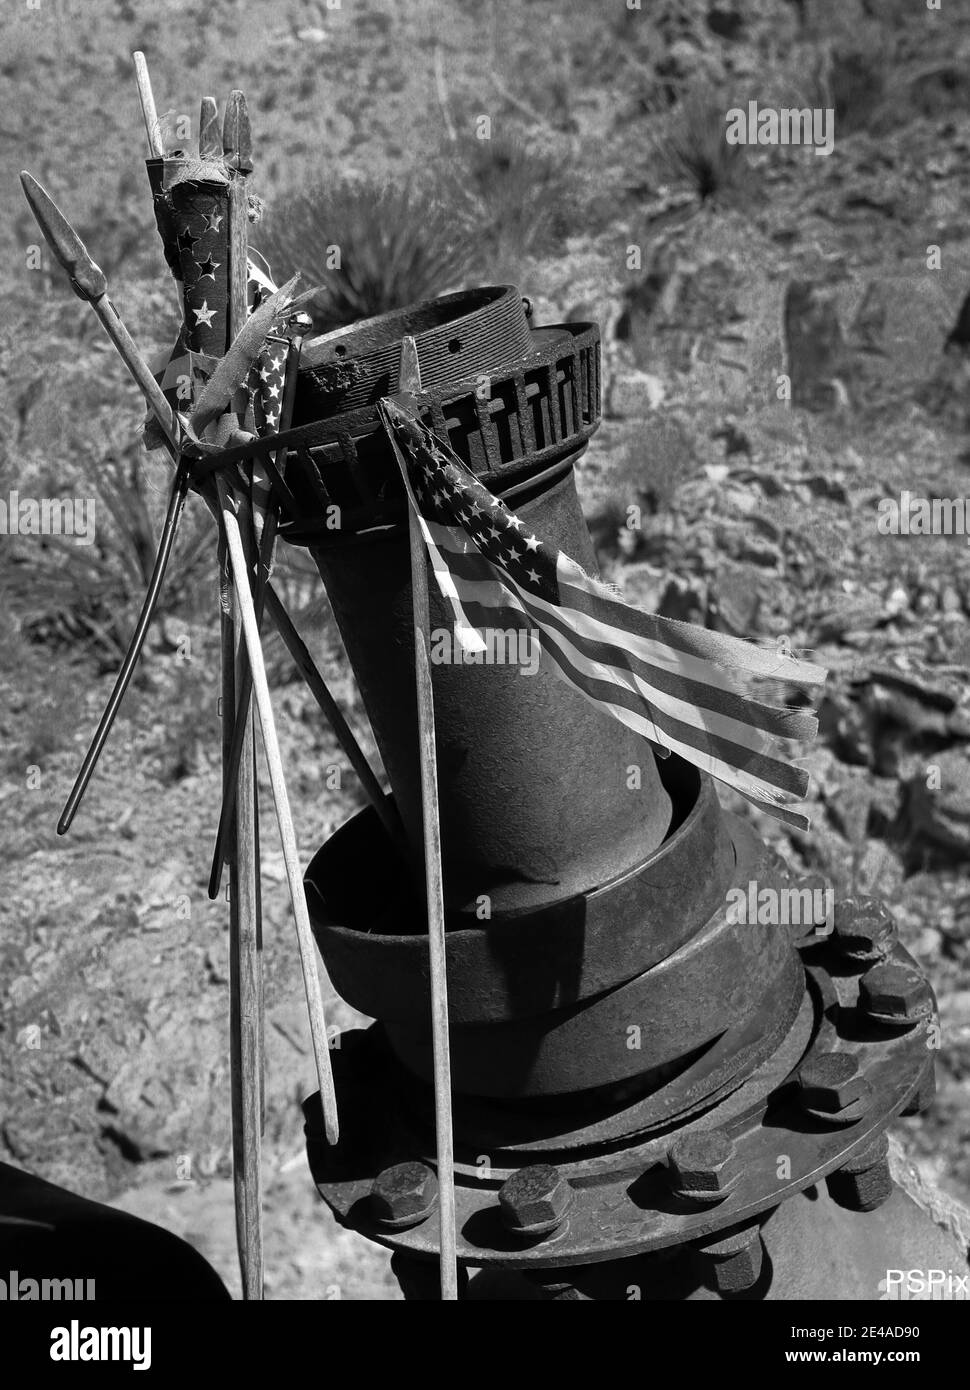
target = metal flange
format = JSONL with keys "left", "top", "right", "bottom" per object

{"left": 306, "top": 769, "right": 733, "bottom": 1026}
{"left": 305, "top": 940, "right": 937, "bottom": 1270}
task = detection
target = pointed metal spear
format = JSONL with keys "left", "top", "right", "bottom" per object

{"left": 19, "top": 170, "right": 194, "bottom": 832}
{"left": 20, "top": 172, "right": 184, "bottom": 452}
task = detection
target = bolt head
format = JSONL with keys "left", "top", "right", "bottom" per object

{"left": 498, "top": 1164, "right": 571, "bottom": 1235}
{"left": 833, "top": 897, "right": 898, "bottom": 963}
{"left": 798, "top": 1052, "right": 867, "bottom": 1111}
{"left": 668, "top": 1131, "right": 736, "bottom": 1198}
{"left": 697, "top": 1227, "right": 764, "bottom": 1294}
{"left": 859, "top": 962, "right": 935, "bottom": 1025}
{"left": 828, "top": 1137, "right": 893, "bottom": 1213}
{"left": 372, "top": 1161, "right": 438, "bottom": 1227}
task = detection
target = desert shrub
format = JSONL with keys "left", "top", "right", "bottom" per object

{"left": 254, "top": 178, "right": 476, "bottom": 333}
{"left": 0, "top": 275, "right": 215, "bottom": 673}
{"left": 1, "top": 442, "right": 214, "bottom": 673}
{"left": 651, "top": 88, "right": 752, "bottom": 203}
{"left": 445, "top": 133, "right": 576, "bottom": 283}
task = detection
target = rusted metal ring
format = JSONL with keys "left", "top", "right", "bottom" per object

{"left": 278, "top": 322, "right": 601, "bottom": 540}
{"left": 307, "top": 765, "right": 733, "bottom": 1027}
{"left": 379, "top": 820, "right": 798, "bottom": 1098}
{"left": 294, "top": 286, "right": 535, "bottom": 419}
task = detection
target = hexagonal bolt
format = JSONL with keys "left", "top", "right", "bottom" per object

{"left": 371, "top": 1160, "right": 438, "bottom": 1228}
{"left": 827, "top": 1133, "right": 893, "bottom": 1214}
{"left": 901, "top": 1062, "right": 936, "bottom": 1117}
{"left": 832, "top": 897, "right": 898, "bottom": 965}
{"left": 667, "top": 1131, "right": 738, "bottom": 1204}
{"left": 498, "top": 1163, "right": 572, "bottom": 1236}
{"left": 695, "top": 1225, "right": 765, "bottom": 1295}
{"left": 859, "top": 962, "right": 935, "bottom": 1028}
{"left": 797, "top": 1052, "right": 870, "bottom": 1122}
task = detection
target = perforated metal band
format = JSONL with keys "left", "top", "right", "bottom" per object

{"left": 293, "top": 285, "right": 534, "bottom": 421}
{"left": 279, "top": 321, "right": 601, "bottom": 542}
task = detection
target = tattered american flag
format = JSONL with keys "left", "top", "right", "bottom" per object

{"left": 379, "top": 397, "right": 828, "bottom": 831}
{"left": 151, "top": 254, "right": 279, "bottom": 414}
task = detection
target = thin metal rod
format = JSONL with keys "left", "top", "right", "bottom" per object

{"left": 214, "top": 472, "right": 339, "bottom": 1145}
{"left": 57, "top": 459, "right": 191, "bottom": 834}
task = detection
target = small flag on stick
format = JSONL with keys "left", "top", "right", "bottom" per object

{"left": 378, "top": 398, "right": 828, "bottom": 832}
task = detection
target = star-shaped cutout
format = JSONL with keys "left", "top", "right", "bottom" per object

{"left": 193, "top": 300, "right": 217, "bottom": 328}
{"left": 177, "top": 227, "right": 200, "bottom": 252}
{"left": 196, "top": 254, "right": 221, "bottom": 281}
{"left": 204, "top": 211, "right": 224, "bottom": 233}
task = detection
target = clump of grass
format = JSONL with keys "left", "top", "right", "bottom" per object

{"left": 445, "top": 133, "right": 576, "bottom": 282}
{"left": 3, "top": 447, "right": 214, "bottom": 672}
{"left": 255, "top": 178, "right": 476, "bottom": 333}
{"left": 651, "top": 89, "right": 752, "bottom": 204}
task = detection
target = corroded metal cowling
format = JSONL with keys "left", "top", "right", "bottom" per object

{"left": 311, "top": 465, "right": 672, "bottom": 914}
{"left": 288, "top": 291, "right": 967, "bottom": 1301}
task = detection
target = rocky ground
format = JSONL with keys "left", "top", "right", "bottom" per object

{"left": 1, "top": 0, "right": 968, "bottom": 1298}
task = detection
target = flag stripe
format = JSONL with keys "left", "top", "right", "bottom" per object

{"left": 452, "top": 598, "right": 811, "bottom": 826}
{"left": 382, "top": 397, "right": 826, "bottom": 830}
{"left": 453, "top": 590, "right": 810, "bottom": 799}
{"left": 428, "top": 520, "right": 821, "bottom": 704}
{"left": 556, "top": 551, "right": 828, "bottom": 686}
{"left": 430, "top": 528, "right": 818, "bottom": 742}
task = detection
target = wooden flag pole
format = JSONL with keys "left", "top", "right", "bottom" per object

{"left": 214, "top": 472, "right": 339, "bottom": 1145}
{"left": 222, "top": 94, "right": 264, "bottom": 1302}
{"left": 389, "top": 337, "right": 459, "bottom": 1301}
{"left": 132, "top": 51, "right": 165, "bottom": 158}
{"left": 208, "top": 334, "right": 301, "bottom": 899}
{"left": 219, "top": 524, "right": 263, "bottom": 1301}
